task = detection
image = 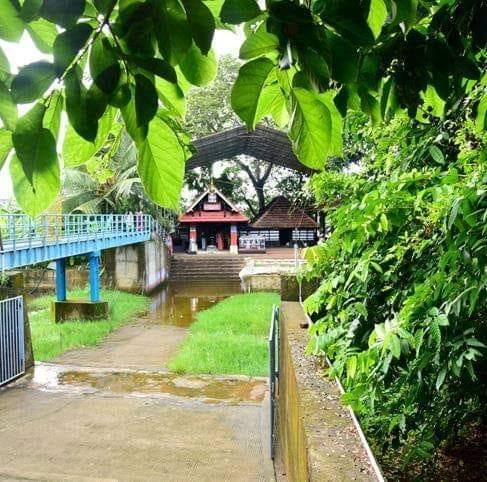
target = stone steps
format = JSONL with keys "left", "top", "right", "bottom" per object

{"left": 170, "top": 256, "right": 245, "bottom": 281}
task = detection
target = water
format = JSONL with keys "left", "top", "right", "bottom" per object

{"left": 148, "top": 280, "right": 244, "bottom": 327}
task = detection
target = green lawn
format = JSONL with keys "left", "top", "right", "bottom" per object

{"left": 169, "top": 292, "right": 280, "bottom": 377}
{"left": 28, "top": 288, "right": 148, "bottom": 361}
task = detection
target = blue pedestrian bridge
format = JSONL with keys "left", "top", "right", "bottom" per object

{"left": 0, "top": 214, "right": 157, "bottom": 302}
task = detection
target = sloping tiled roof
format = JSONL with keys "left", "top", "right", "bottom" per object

{"left": 250, "top": 196, "right": 317, "bottom": 229}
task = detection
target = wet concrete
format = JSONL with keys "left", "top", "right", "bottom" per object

{"left": 0, "top": 281, "right": 276, "bottom": 481}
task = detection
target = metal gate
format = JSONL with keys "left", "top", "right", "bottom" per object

{"left": 0, "top": 296, "right": 25, "bottom": 386}
{"left": 269, "top": 304, "right": 280, "bottom": 459}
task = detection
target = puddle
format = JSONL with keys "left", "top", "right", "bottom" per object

{"left": 149, "top": 281, "right": 243, "bottom": 327}
{"left": 28, "top": 363, "right": 267, "bottom": 404}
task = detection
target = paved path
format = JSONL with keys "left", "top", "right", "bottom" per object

{"left": 0, "top": 316, "right": 275, "bottom": 481}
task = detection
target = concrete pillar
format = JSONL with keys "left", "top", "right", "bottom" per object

{"left": 89, "top": 251, "right": 101, "bottom": 302}
{"left": 55, "top": 258, "right": 66, "bottom": 301}
{"left": 230, "top": 224, "right": 238, "bottom": 254}
{"left": 189, "top": 224, "right": 197, "bottom": 253}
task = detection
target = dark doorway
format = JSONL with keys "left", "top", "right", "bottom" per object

{"left": 279, "top": 229, "right": 292, "bottom": 246}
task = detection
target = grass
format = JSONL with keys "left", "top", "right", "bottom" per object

{"left": 168, "top": 292, "right": 280, "bottom": 377}
{"left": 28, "top": 288, "right": 148, "bottom": 361}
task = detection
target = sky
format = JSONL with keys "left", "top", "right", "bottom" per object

{"left": 0, "top": 28, "right": 242, "bottom": 201}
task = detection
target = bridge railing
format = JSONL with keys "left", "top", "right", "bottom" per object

{"left": 0, "top": 214, "right": 154, "bottom": 253}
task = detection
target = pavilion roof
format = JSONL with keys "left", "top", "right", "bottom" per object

{"left": 250, "top": 196, "right": 317, "bottom": 229}
{"left": 187, "top": 126, "right": 312, "bottom": 174}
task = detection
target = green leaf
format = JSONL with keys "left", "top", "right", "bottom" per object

{"left": 0, "top": 81, "right": 17, "bottom": 131}
{"left": 64, "top": 67, "right": 98, "bottom": 142}
{"left": 43, "top": 90, "right": 63, "bottom": 138}
{"left": 179, "top": 44, "right": 217, "bottom": 86}
{"left": 94, "top": 0, "right": 116, "bottom": 14}
{"left": 10, "top": 153, "right": 60, "bottom": 217}
{"left": 11, "top": 61, "right": 57, "bottom": 104}
{"left": 476, "top": 95, "right": 487, "bottom": 133}
{"left": 89, "top": 34, "right": 121, "bottom": 94}
{"left": 20, "top": 0, "right": 43, "bottom": 22}
{"left": 53, "top": 23, "right": 93, "bottom": 75}
{"left": 320, "top": 0, "right": 374, "bottom": 46}
{"left": 435, "top": 367, "right": 447, "bottom": 391}
{"left": 394, "top": 0, "right": 417, "bottom": 31}
{"left": 138, "top": 113, "right": 186, "bottom": 210}
{"left": 109, "top": 83, "right": 131, "bottom": 108}
{"left": 360, "top": 90, "right": 381, "bottom": 125}
{"left": 135, "top": 74, "right": 158, "bottom": 127}
{"left": 421, "top": 85, "right": 445, "bottom": 118}
{"left": 367, "top": 0, "right": 387, "bottom": 39}
{"left": 429, "top": 145, "right": 445, "bottom": 164}
{"left": 220, "top": 0, "right": 260, "bottom": 24}
{"left": 27, "top": 18, "right": 58, "bottom": 54}
{"left": 121, "top": 92, "right": 147, "bottom": 144}
{"left": 62, "top": 106, "right": 115, "bottom": 167}
{"left": 0, "top": 128, "right": 12, "bottom": 170}
{"left": 11, "top": 102, "right": 59, "bottom": 214}
{"left": 130, "top": 56, "right": 177, "bottom": 83}
{"left": 239, "top": 23, "right": 279, "bottom": 60}
{"left": 181, "top": 0, "right": 215, "bottom": 55}
{"left": 0, "top": 0, "right": 25, "bottom": 42}
{"left": 155, "top": 76, "right": 186, "bottom": 117}
{"left": 317, "top": 91, "right": 343, "bottom": 157}
{"left": 153, "top": 0, "right": 192, "bottom": 66}
{"left": 231, "top": 57, "right": 275, "bottom": 129}
{"left": 328, "top": 32, "right": 358, "bottom": 84}
{"left": 289, "top": 87, "right": 332, "bottom": 169}
{"left": 0, "top": 46, "right": 10, "bottom": 75}
{"left": 390, "top": 333, "right": 401, "bottom": 359}
{"left": 40, "top": 0, "right": 85, "bottom": 28}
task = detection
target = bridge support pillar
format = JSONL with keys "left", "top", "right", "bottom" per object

{"left": 89, "top": 251, "right": 101, "bottom": 303}
{"left": 55, "top": 258, "right": 67, "bottom": 302}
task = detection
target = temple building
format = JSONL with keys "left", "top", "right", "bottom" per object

{"left": 178, "top": 186, "right": 248, "bottom": 254}
{"left": 243, "top": 196, "right": 318, "bottom": 247}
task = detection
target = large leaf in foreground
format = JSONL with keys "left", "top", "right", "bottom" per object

{"left": 153, "top": 0, "right": 192, "bottom": 65}
{"left": 10, "top": 104, "right": 59, "bottom": 216}
{"left": 220, "top": 0, "right": 260, "bottom": 24}
{"left": 289, "top": 88, "right": 332, "bottom": 169}
{"left": 0, "top": 0, "right": 25, "bottom": 42}
{"left": 11, "top": 62, "right": 57, "bottom": 104}
{"left": 0, "top": 81, "right": 17, "bottom": 131}
{"left": 138, "top": 114, "right": 186, "bottom": 210}
{"left": 181, "top": 0, "right": 215, "bottom": 55}
{"left": 10, "top": 153, "right": 60, "bottom": 217}
{"left": 62, "top": 107, "right": 115, "bottom": 167}
{"left": 0, "top": 128, "right": 12, "bottom": 170}
{"left": 179, "top": 45, "right": 217, "bottom": 86}
{"left": 231, "top": 57, "right": 275, "bottom": 129}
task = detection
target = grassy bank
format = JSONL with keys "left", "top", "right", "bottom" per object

{"left": 169, "top": 292, "right": 280, "bottom": 377}
{"left": 29, "top": 288, "right": 148, "bottom": 361}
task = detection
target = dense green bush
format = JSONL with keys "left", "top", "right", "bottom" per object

{"left": 303, "top": 86, "right": 487, "bottom": 472}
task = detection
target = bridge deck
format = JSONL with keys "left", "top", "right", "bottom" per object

{"left": 0, "top": 214, "right": 155, "bottom": 270}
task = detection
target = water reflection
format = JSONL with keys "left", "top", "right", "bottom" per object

{"left": 149, "top": 281, "right": 243, "bottom": 327}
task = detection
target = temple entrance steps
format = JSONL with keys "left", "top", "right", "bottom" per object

{"left": 170, "top": 254, "right": 245, "bottom": 281}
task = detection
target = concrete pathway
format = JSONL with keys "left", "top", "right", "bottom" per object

{"left": 0, "top": 316, "right": 275, "bottom": 481}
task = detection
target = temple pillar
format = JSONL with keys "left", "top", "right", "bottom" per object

{"left": 189, "top": 224, "right": 197, "bottom": 253}
{"left": 230, "top": 224, "right": 238, "bottom": 254}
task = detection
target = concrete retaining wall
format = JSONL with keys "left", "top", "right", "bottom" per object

{"left": 17, "top": 237, "right": 170, "bottom": 294}
{"left": 277, "top": 302, "right": 377, "bottom": 481}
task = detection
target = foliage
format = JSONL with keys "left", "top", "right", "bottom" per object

{"left": 1, "top": 0, "right": 483, "bottom": 217}
{"left": 169, "top": 292, "right": 280, "bottom": 376}
{"left": 29, "top": 287, "right": 148, "bottom": 361}
{"left": 303, "top": 84, "right": 487, "bottom": 473}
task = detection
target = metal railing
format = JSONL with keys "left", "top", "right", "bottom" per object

{"left": 0, "top": 214, "right": 154, "bottom": 253}
{"left": 269, "top": 304, "right": 280, "bottom": 459}
{"left": 0, "top": 296, "right": 25, "bottom": 386}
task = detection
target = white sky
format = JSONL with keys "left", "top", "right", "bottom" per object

{"left": 0, "top": 28, "right": 242, "bottom": 201}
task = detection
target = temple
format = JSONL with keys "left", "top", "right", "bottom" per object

{"left": 178, "top": 186, "right": 248, "bottom": 254}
